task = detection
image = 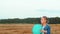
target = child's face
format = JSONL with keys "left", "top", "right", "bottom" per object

{"left": 41, "top": 17, "right": 47, "bottom": 24}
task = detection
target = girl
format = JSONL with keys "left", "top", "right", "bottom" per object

{"left": 41, "top": 16, "right": 50, "bottom": 34}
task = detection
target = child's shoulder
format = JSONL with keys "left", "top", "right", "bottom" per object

{"left": 46, "top": 24, "right": 50, "bottom": 28}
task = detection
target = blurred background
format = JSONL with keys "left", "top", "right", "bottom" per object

{"left": 0, "top": 0, "right": 60, "bottom": 34}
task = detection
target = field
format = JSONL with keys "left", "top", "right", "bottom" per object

{"left": 0, "top": 24, "right": 60, "bottom": 34}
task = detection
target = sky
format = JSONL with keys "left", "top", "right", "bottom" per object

{"left": 0, "top": 0, "right": 60, "bottom": 19}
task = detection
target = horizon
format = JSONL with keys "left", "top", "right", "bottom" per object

{"left": 0, "top": 16, "right": 60, "bottom": 19}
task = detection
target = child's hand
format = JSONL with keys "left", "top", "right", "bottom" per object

{"left": 41, "top": 30, "right": 45, "bottom": 32}
{"left": 41, "top": 30, "right": 47, "bottom": 33}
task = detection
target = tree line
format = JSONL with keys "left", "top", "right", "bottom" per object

{"left": 0, "top": 17, "right": 60, "bottom": 24}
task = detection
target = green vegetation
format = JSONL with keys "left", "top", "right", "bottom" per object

{"left": 0, "top": 17, "right": 60, "bottom": 24}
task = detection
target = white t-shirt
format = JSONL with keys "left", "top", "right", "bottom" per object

{"left": 42, "top": 24, "right": 48, "bottom": 34}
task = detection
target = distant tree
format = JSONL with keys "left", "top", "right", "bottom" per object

{"left": 0, "top": 17, "right": 60, "bottom": 24}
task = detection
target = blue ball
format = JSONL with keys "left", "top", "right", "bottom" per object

{"left": 32, "top": 24, "right": 42, "bottom": 34}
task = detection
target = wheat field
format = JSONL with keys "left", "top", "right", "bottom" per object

{"left": 0, "top": 24, "right": 60, "bottom": 34}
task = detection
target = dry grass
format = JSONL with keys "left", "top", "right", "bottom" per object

{"left": 0, "top": 24, "right": 60, "bottom": 34}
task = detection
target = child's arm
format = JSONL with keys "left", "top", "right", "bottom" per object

{"left": 41, "top": 30, "right": 47, "bottom": 33}
{"left": 41, "top": 26, "right": 50, "bottom": 34}
{"left": 47, "top": 26, "right": 50, "bottom": 34}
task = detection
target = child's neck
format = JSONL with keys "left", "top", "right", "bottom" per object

{"left": 42, "top": 23, "right": 47, "bottom": 26}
